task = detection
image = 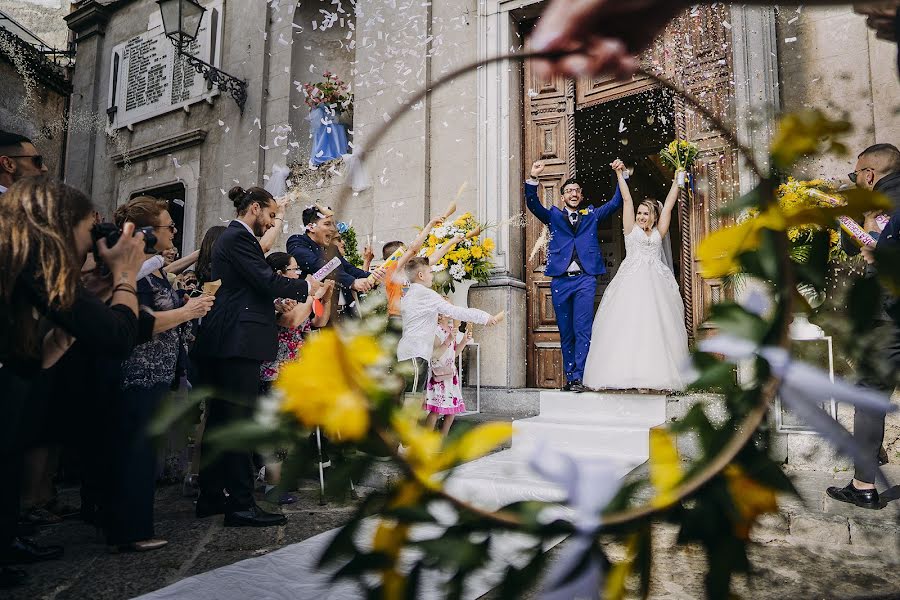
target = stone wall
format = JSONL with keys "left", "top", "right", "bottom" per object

{"left": 776, "top": 4, "right": 900, "bottom": 178}
{"left": 2, "top": 0, "right": 71, "bottom": 50}
{"left": 0, "top": 57, "right": 68, "bottom": 179}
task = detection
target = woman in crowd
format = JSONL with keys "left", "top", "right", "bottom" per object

{"left": 104, "top": 197, "right": 214, "bottom": 552}
{"left": 0, "top": 177, "right": 147, "bottom": 585}
{"left": 195, "top": 225, "right": 227, "bottom": 288}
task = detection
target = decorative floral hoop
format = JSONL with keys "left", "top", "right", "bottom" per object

{"left": 332, "top": 51, "right": 780, "bottom": 530}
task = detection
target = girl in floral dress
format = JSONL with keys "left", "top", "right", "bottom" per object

{"left": 423, "top": 313, "right": 473, "bottom": 436}
{"left": 259, "top": 252, "right": 334, "bottom": 390}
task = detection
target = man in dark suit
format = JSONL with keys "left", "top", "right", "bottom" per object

{"left": 525, "top": 159, "right": 625, "bottom": 393}
{"left": 193, "top": 186, "right": 318, "bottom": 527}
{"left": 828, "top": 143, "right": 900, "bottom": 510}
{"left": 286, "top": 205, "right": 374, "bottom": 319}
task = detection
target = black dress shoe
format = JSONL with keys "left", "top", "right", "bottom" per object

{"left": 569, "top": 380, "right": 586, "bottom": 394}
{"left": 0, "top": 566, "right": 27, "bottom": 588}
{"left": 561, "top": 381, "right": 572, "bottom": 392}
{"left": 223, "top": 505, "right": 287, "bottom": 528}
{"left": 0, "top": 537, "right": 64, "bottom": 565}
{"left": 826, "top": 482, "right": 881, "bottom": 510}
{"left": 195, "top": 494, "right": 226, "bottom": 518}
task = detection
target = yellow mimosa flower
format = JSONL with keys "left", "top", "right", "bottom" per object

{"left": 277, "top": 329, "right": 379, "bottom": 441}
{"left": 648, "top": 427, "right": 682, "bottom": 509}
{"left": 723, "top": 465, "right": 778, "bottom": 540}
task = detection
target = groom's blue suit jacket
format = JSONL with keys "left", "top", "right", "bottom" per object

{"left": 525, "top": 181, "right": 623, "bottom": 277}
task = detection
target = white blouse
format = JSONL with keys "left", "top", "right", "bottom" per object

{"left": 397, "top": 283, "right": 490, "bottom": 362}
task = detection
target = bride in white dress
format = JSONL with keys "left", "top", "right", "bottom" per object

{"left": 583, "top": 169, "right": 690, "bottom": 391}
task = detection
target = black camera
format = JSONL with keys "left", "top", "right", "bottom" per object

{"left": 90, "top": 223, "right": 158, "bottom": 266}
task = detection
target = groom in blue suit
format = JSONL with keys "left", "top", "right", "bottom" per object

{"left": 525, "top": 159, "right": 626, "bottom": 392}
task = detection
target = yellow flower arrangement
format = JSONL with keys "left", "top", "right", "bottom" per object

{"left": 698, "top": 180, "right": 890, "bottom": 278}
{"left": 418, "top": 211, "right": 495, "bottom": 293}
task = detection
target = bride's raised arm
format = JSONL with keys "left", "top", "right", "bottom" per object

{"left": 614, "top": 160, "right": 635, "bottom": 235}
{"left": 657, "top": 170, "right": 682, "bottom": 238}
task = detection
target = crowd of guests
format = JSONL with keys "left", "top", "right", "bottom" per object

{"left": 0, "top": 128, "right": 504, "bottom": 588}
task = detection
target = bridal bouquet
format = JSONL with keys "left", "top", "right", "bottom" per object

{"left": 419, "top": 212, "right": 495, "bottom": 293}
{"left": 660, "top": 139, "right": 700, "bottom": 186}
{"left": 303, "top": 71, "right": 353, "bottom": 112}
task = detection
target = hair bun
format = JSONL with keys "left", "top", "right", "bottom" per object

{"left": 228, "top": 186, "right": 246, "bottom": 207}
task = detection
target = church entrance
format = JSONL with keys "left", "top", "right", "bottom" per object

{"left": 522, "top": 4, "right": 738, "bottom": 389}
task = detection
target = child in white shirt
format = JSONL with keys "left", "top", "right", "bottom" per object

{"left": 397, "top": 257, "right": 503, "bottom": 392}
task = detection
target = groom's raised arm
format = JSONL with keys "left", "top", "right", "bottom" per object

{"left": 525, "top": 160, "right": 552, "bottom": 225}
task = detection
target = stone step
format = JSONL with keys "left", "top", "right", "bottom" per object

{"left": 538, "top": 390, "right": 668, "bottom": 425}
{"left": 461, "top": 387, "right": 541, "bottom": 418}
{"left": 512, "top": 416, "right": 660, "bottom": 461}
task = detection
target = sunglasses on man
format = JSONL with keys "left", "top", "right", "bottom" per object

{"left": 848, "top": 167, "right": 874, "bottom": 183}
{"left": 6, "top": 154, "right": 44, "bottom": 169}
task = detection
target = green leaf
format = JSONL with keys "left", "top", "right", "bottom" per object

{"left": 719, "top": 186, "right": 763, "bottom": 217}
{"left": 636, "top": 524, "right": 653, "bottom": 600}
{"left": 319, "top": 492, "right": 387, "bottom": 568}
{"left": 736, "top": 453, "right": 798, "bottom": 496}
{"left": 498, "top": 546, "right": 547, "bottom": 598}
{"left": 331, "top": 551, "right": 393, "bottom": 580}
{"left": 686, "top": 360, "right": 737, "bottom": 393}
{"left": 793, "top": 230, "right": 829, "bottom": 288}
{"left": 148, "top": 388, "right": 203, "bottom": 438}
{"left": 414, "top": 537, "right": 487, "bottom": 571}
{"left": 707, "top": 303, "right": 770, "bottom": 343}
{"left": 201, "top": 421, "right": 280, "bottom": 464}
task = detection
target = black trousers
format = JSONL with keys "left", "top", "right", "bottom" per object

{"left": 105, "top": 382, "right": 167, "bottom": 545}
{"left": 197, "top": 357, "right": 261, "bottom": 511}
{"left": 854, "top": 321, "right": 900, "bottom": 484}
{"left": 0, "top": 368, "right": 30, "bottom": 551}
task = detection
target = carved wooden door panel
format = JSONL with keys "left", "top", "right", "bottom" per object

{"left": 524, "top": 61, "right": 574, "bottom": 389}
{"left": 670, "top": 4, "right": 739, "bottom": 338}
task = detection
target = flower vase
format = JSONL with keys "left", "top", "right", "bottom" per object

{"left": 789, "top": 313, "right": 824, "bottom": 341}
{"left": 308, "top": 105, "right": 349, "bottom": 167}
{"left": 449, "top": 279, "right": 474, "bottom": 310}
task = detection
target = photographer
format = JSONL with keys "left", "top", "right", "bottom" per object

{"left": 0, "top": 177, "right": 147, "bottom": 587}
{"left": 104, "top": 197, "right": 213, "bottom": 553}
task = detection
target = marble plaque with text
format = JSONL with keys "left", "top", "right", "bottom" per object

{"left": 108, "top": 0, "right": 223, "bottom": 129}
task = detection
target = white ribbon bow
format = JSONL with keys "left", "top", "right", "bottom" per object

{"left": 530, "top": 444, "right": 621, "bottom": 600}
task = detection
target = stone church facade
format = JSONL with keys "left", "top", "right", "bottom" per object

{"left": 62, "top": 0, "right": 898, "bottom": 390}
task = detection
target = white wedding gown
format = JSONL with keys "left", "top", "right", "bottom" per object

{"left": 583, "top": 226, "right": 689, "bottom": 391}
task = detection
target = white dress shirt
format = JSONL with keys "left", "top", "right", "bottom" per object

{"left": 233, "top": 218, "right": 256, "bottom": 238}
{"left": 397, "top": 283, "right": 491, "bottom": 362}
